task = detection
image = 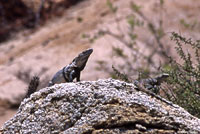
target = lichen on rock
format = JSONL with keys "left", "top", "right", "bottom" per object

{"left": 1, "top": 79, "right": 200, "bottom": 134}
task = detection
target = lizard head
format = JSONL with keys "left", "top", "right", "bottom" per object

{"left": 156, "top": 73, "right": 169, "bottom": 84}
{"left": 161, "top": 73, "right": 169, "bottom": 78}
{"left": 72, "top": 48, "right": 93, "bottom": 71}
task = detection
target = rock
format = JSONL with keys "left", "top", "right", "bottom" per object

{"left": 0, "top": 0, "right": 84, "bottom": 42}
{"left": 1, "top": 79, "right": 200, "bottom": 133}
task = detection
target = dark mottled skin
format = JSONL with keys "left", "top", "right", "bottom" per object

{"left": 133, "top": 73, "right": 169, "bottom": 94}
{"left": 48, "top": 48, "right": 93, "bottom": 86}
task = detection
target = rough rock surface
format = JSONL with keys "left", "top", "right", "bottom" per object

{"left": 1, "top": 79, "right": 200, "bottom": 134}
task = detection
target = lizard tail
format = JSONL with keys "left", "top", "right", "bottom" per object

{"left": 25, "top": 76, "right": 40, "bottom": 98}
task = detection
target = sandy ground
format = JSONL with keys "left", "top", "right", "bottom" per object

{"left": 1, "top": 0, "right": 200, "bottom": 127}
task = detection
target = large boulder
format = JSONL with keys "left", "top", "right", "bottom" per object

{"left": 1, "top": 79, "right": 200, "bottom": 134}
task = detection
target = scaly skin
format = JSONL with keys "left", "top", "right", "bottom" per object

{"left": 133, "top": 73, "right": 177, "bottom": 107}
{"left": 133, "top": 73, "right": 169, "bottom": 94}
{"left": 48, "top": 48, "right": 93, "bottom": 86}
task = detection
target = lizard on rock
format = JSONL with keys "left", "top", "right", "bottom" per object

{"left": 48, "top": 48, "right": 93, "bottom": 86}
{"left": 133, "top": 73, "right": 177, "bottom": 107}
{"left": 133, "top": 73, "right": 169, "bottom": 94}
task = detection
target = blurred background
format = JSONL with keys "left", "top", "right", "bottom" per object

{"left": 0, "top": 0, "right": 200, "bottom": 126}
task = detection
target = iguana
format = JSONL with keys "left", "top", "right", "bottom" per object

{"left": 133, "top": 73, "right": 169, "bottom": 94}
{"left": 23, "top": 48, "right": 93, "bottom": 100}
{"left": 133, "top": 73, "right": 177, "bottom": 107}
{"left": 48, "top": 48, "right": 93, "bottom": 86}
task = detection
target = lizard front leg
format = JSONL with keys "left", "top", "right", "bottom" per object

{"left": 69, "top": 70, "right": 75, "bottom": 82}
{"left": 76, "top": 70, "right": 80, "bottom": 82}
{"left": 68, "top": 69, "right": 80, "bottom": 82}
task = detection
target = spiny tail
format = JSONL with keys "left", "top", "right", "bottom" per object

{"left": 25, "top": 76, "right": 40, "bottom": 98}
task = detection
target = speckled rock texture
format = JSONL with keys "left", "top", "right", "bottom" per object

{"left": 1, "top": 79, "right": 200, "bottom": 134}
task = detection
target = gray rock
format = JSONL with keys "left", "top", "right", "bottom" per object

{"left": 1, "top": 79, "right": 200, "bottom": 134}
